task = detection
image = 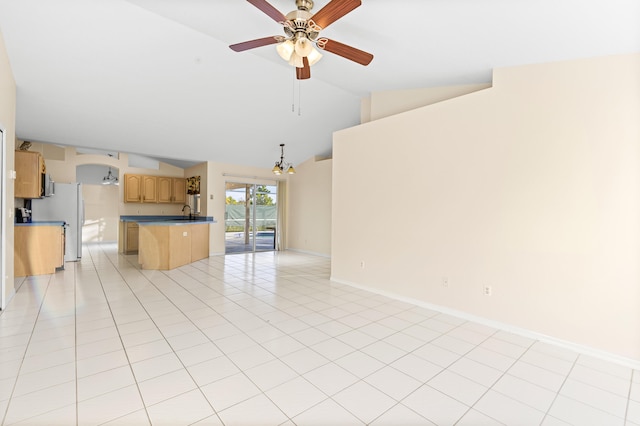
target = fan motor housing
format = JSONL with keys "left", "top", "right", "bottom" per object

{"left": 284, "top": 9, "right": 317, "bottom": 39}
{"left": 295, "top": 0, "right": 314, "bottom": 11}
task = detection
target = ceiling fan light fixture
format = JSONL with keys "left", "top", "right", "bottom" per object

{"left": 288, "top": 52, "right": 304, "bottom": 68}
{"left": 230, "top": 0, "right": 373, "bottom": 80}
{"left": 294, "top": 36, "right": 313, "bottom": 57}
{"left": 307, "top": 47, "right": 322, "bottom": 65}
{"left": 276, "top": 39, "right": 295, "bottom": 61}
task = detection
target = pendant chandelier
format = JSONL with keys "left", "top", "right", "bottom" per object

{"left": 272, "top": 144, "right": 296, "bottom": 175}
{"left": 102, "top": 167, "right": 119, "bottom": 185}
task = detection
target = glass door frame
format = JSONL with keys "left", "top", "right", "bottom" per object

{"left": 225, "top": 181, "right": 277, "bottom": 254}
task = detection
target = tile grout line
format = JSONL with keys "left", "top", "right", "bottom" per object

{"left": 182, "top": 254, "right": 383, "bottom": 423}
{"left": 541, "top": 355, "right": 632, "bottom": 423}
{"left": 624, "top": 369, "right": 635, "bottom": 425}
{"left": 156, "top": 254, "right": 333, "bottom": 423}
{"left": 83, "top": 244, "right": 153, "bottom": 425}
{"left": 538, "top": 351, "right": 580, "bottom": 425}
{"left": 349, "top": 316, "right": 500, "bottom": 425}
{"left": 4, "top": 244, "right": 636, "bottom": 426}
{"left": 105, "top": 245, "right": 237, "bottom": 424}
{"left": 0, "top": 275, "right": 55, "bottom": 426}
{"left": 138, "top": 252, "right": 364, "bottom": 423}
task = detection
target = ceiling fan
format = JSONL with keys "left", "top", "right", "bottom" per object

{"left": 229, "top": 0, "right": 373, "bottom": 80}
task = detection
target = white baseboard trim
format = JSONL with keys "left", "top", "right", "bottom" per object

{"left": 286, "top": 248, "right": 331, "bottom": 258}
{"left": 330, "top": 276, "right": 640, "bottom": 371}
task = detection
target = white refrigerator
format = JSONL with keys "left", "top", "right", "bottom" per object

{"left": 31, "top": 182, "right": 84, "bottom": 262}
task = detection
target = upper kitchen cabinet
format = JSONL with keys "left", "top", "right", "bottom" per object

{"left": 15, "top": 150, "right": 45, "bottom": 198}
{"left": 124, "top": 174, "right": 157, "bottom": 203}
{"left": 157, "top": 177, "right": 186, "bottom": 204}
{"left": 172, "top": 178, "right": 187, "bottom": 204}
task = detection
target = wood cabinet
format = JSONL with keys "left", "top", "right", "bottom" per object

{"left": 15, "top": 225, "right": 64, "bottom": 276}
{"left": 142, "top": 176, "right": 157, "bottom": 203}
{"left": 138, "top": 223, "right": 209, "bottom": 270}
{"left": 15, "top": 150, "right": 45, "bottom": 198}
{"left": 190, "top": 223, "right": 209, "bottom": 262}
{"left": 124, "top": 174, "right": 142, "bottom": 203}
{"left": 124, "top": 222, "right": 139, "bottom": 254}
{"left": 157, "top": 177, "right": 187, "bottom": 204}
{"left": 125, "top": 174, "right": 185, "bottom": 204}
{"left": 172, "top": 178, "right": 187, "bottom": 204}
{"left": 124, "top": 174, "right": 157, "bottom": 203}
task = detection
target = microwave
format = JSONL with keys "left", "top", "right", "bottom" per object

{"left": 42, "top": 174, "right": 54, "bottom": 197}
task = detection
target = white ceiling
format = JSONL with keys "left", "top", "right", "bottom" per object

{"left": 0, "top": 0, "right": 638, "bottom": 169}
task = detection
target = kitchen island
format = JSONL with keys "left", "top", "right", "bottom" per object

{"left": 120, "top": 216, "right": 215, "bottom": 270}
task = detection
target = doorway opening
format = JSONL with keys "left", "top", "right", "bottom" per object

{"left": 225, "top": 182, "right": 277, "bottom": 254}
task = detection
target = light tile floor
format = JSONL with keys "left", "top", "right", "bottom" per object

{"left": 1, "top": 243, "right": 638, "bottom": 425}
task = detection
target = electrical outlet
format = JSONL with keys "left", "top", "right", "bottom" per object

{"left": 360, "top": 261, "right": 365, "bottom": 269}
{"left": 442, "top": 277, "right": 449, "bottom": 287}
{"left": 483, "top": 285, "right": 492, "bottom": 296}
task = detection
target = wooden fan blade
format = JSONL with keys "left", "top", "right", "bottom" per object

{"left": 311, "top": 0, "right": 361, "bottom": 29}
{"left": 247, "top": 0, "right": 286, "bottom": 23}
{"left": 296, "top": 56, "right": 311, "bottom": 80}
{"left": 319, "top": 38, "right": 373, "bottom": 65}
{"left": 229, "top": 36, "right": 280, "bottom": 52}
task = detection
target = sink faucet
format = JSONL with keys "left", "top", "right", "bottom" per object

{"left": 181, "top": 204, "right": 192, "bottom": 219}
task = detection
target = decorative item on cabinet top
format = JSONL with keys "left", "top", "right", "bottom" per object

{"left": 187, "top": 176, "right": 200, "bottom": 194}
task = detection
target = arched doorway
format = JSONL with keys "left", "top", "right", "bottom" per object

{"left": 76, "top": 164, "right": 120, "bottom": 243}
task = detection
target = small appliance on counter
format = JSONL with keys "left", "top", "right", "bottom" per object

{"left": 16, "top": 207, "right": 32, "bottom": 223}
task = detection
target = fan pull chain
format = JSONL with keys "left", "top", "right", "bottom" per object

{"left": 298, "top": 80, "right": 302, "bottom": 116}
{"left": 292, "top": 73, "right": 296, "bottom": 113}
{"left": 291, "top": 74, "right": 303, "bottom": 116}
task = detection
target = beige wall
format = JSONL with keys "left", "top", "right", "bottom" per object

{"left": 0, "top": 30, "right": 16, "bottom": 306}
{"left": 366, "top": 83, "right": 492, "bottom": 123}
{"left": 332, "top": 53, "right": 640, "bottom": 364}
{"left": 287, "top": 156, "right": 332, "bottom": 257}
{"left": 83, "top": 184, "right": 119, "bottom": 242}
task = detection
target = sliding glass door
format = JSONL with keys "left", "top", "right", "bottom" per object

{"left": 225, "top": 182, "right": 277, "bottom": 254}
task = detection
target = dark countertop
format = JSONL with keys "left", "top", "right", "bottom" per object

{"left": 15, "top": 221, "right": 65, "bottom": 227}
{"left": 120, "top": 215, "right": 216, "bottom": 225}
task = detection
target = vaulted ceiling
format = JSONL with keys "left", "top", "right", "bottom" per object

{"left": 0, "top": 0, "right": 638, "bottom": 169}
